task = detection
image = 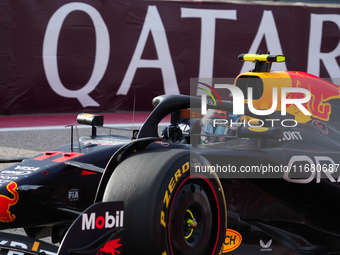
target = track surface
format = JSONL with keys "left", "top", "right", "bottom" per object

{"left": 0, "top": 112, "right": 150, "bottom": 129}
{"left": 0, "top": 112, "right": 167, "bottom": 246}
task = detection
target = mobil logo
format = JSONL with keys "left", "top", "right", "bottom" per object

{"left": 287, "top": 71, "right": 340, "bottom": 122}
{"left": 58, "top": 202, "right": 124, "bottom": 255}
{"left": 82, "top": 210, "right": 124, "bottom": 230}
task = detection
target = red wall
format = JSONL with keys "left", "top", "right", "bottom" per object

{"left": 0, "top": 1, "right": 339, "bottom": 114}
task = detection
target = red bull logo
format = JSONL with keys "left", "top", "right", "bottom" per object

{"left": 0, "top": 182, "right": 19, "bottom": 223}
{"left": 287, "top": 71, "right": 340, "bottom": 122}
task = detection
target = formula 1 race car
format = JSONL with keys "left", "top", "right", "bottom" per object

{"left": 1, "top": 53, "right": 340, "bottom": 255}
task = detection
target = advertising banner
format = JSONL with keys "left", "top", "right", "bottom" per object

{"left": 0, "top": 0, "right": 339, "bottom": 114}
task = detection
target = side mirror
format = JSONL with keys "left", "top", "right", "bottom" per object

{"left": 77, "top": 113, "right": 104, "bottom": 137}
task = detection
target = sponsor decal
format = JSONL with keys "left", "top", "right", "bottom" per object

{"left": 289, "top": 72, "right": 340, "bottom": 122}
{"left": 284, "top": 155, "right": 340, "bottom": 184}
{"left": 248, "top": 127, "right": 268, "bottom": 132}
{"left": 312, "top": 120, "right": 328, "bottom": 134}
{"left": 222, "top": 229, "right": 242, "bottom": 253}
{"left": 57, "top": 202, "right": 124, "bottom": 255}
{"left": 97, "top": 238, "right": 122, "bottom": 255}
{"left": 0, "top": 240, "right": 57, "bottom": 255}
{"left": 14, "top": 166, "right": 40, "bottom": 171}
{"left": 160, "top": 162, "right": 190, "bottom": 228}
{"left": 155, "top": 141, "right": 170, "bottom": 147}
{"left": 80, "top": 113, "right": 95, "bottom": 119}
{"left": 260, "top": 239, "right": 272, "bottom": 252}
{"left": 0, "top": 182, "right": 19, "bottom": 223}
{"left": 0, "top": 177, "right": 19, "bottom": 187}
{"left": 211, "top": 110, "right": 227, "bottom": 119}
{"left": 2, "top": 170, "right": 31, "bottom": 176}
{"left": 82, "top": 210, "right": 124, "bottom": 230}
{"left": 278, "top": 131, "right": 302, "bottom": 141}
{"left": 0, "top": 166, "right": 40, "bottom": 179}
{"left": 0, "top": 166, "right": 41, "bottom": 186}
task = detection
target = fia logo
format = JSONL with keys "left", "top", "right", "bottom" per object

{"left": 68, "top": 189, "right": 79, "bottom": 201}
{"left": 260, "top": 239, "right": 272, "bottom": 252}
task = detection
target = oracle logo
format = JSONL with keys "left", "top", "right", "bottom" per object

{"left": 82, "top": 211, "right": 124, "bottom": 231}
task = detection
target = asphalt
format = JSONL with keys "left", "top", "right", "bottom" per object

{"left": 0, "top": 112, "right": 150, "bottom": 129}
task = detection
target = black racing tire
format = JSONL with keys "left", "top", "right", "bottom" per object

{"left": 102, "top": 148, "right": 226, "bottom": 255}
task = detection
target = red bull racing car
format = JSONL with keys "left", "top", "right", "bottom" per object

{"left": 1, "top": 54, "right": 340, "bottom": 254}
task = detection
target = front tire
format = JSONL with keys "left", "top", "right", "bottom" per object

{"left": 102, "top": 148, "right": 226, "bottom": 254}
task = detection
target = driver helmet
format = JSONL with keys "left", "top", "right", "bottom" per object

{"left": 201, "top": 109, "right": 238, "bottom": 144}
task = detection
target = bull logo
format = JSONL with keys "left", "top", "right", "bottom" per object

{"left": 288, "top": 72, "right": 340, "bottom": 122}
{"left": 97, "top": 239, "right": 122, "bottom": 255}
{"left": 0, "top": 182, "right": 19, "bottom": 223}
